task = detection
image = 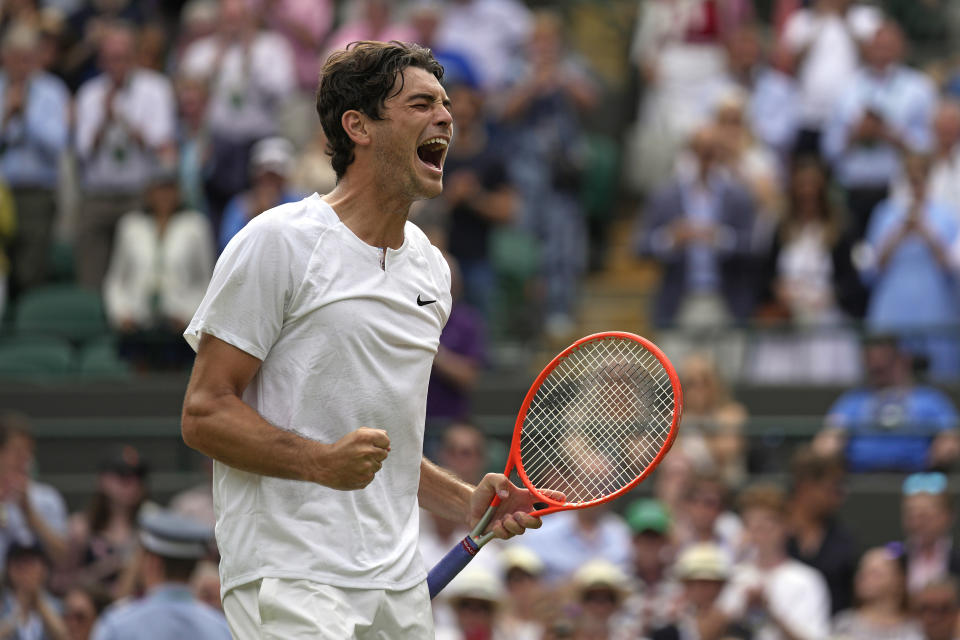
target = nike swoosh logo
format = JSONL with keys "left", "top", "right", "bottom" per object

{"left": 417, "top": 295, "right": 437, "bottom": 306}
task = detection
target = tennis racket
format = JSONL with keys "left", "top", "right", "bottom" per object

{"left": 427, "top": 331, "right": 682, "bottom": 598}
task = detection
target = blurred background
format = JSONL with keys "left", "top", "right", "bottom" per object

{"left": 0, "top": 0, "right": 959, "bottom": 638}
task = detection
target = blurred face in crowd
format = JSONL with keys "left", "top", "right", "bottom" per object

{"left": 364, "top": 0, "right": 391, "bottom": 30}
{"left": 902, "top": 493, "right": 952, "bottom": 548}
{"left": 742, "top": 506, "right": 786, "bottom": 557}
{"left": 439, "top": 424, "right": 486, "bottom": 485}
{"left": 863, "top": 342, "right": 907, "bottom": 389}
{"left": 632, "top": 530, "right": 669, "bottom": 576}
{"left": 913, "top": 583, "right": 960, "bottom": 640}
{"left": 1, "top": 40, "right": 36, "bottom": 84}
{"left": 448, "top": 84, "right": 482, "bottom": 132}
{"left": 7, "top": 552, "right": 47, "bottom": 596}
{"left": 218, "top": 0, "right": 252, "bottom": 40}
{"left": 855, "top": 548, "right": 905, "bottom": 605}
{"left": 690, "top": 127, "right": 719, "bottom": 176}
{"left": 99, "top": 468, "right": 145, "bottom": 510}
{"left": 806, "top": 471, "right": 846, "bottom": 517}
{"left": 99, "top": 26, "right": 135, "bottom": 85}
{"left": 790, "top": 162, "right": 827, "bottom": 216}
{"left": 529, "top": 13, "right": 563, "bottom": 64}
{"left": 409, "top": 7, "right": 440, "bottom": 45}
{"left": 864, "top": 23, "right": 905, "bottom": 72}
{"left": 176, "top": 75, "right": 209, "bottom": 125}
{"left": 725, "top": 26, "right": 761, "bottom": 74}
{"left": 684, "top": 578, "right": 726, "bottom": 610}
{"left": 581, "top": 586, "right": 620, "bottom": 617}
{"left": 686, "top": 482, "right": 725, "bottom": 536}
{"left": 933, "top": 103, "right": 960, "bottom": 152}
{"left": 64, "top": 589, "right": 98, "bottom": 640}
{"left": 682, "top": 355, "right": 721, "bottom": 413}
{"left": 505, "top": 567, "right": 541, "bottom": 604}
{"left": 147, "top": 181, "right": 181, "bottom": 217}
{"left": 453, "top": 598, "right": 496, "bottom": 636}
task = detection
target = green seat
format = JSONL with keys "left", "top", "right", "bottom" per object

{"left": 14, "top": 285, "right": 108, "bottom": 342}
{"left": 78, "top": 341, "right": 130, "bottom": 379}
{"left": 47, "top": 241, "right": 76, "bottom": 283}
{"left": 0, "top": 338, "right": 74, "bottom": 377}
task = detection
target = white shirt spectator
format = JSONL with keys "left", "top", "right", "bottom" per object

{"left": 783, "top": 5, "right": 883, "bottom": 129}
{"left": 103, "top": 209, "right": 214, "bottom": 328}
{"left": 436, "top": 0, "right": 532, "bottom": 90}
{"left": 718, "top": 558, "right": 831, "bottom": 640}
{"left": 513, "top": 510, "right": 633, "bottom": 584}
{"left": 0, "top": 483, "right": 69, "bottom": 575}
{"left": 75, "top": 70, "right": 175, "bottom": 193}
{"left": 180, "top": 31, "right": 295, "bottom": 142}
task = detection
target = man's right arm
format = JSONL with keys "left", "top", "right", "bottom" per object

{"left": 181, "top": 333, "right": 389, "bottom": 490}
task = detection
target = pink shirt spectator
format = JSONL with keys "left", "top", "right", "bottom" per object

{"left": 324, "top": 0, "right": 416, "bottom": 55}
{"left": 258, "top": 0, "right": 334, "bottom": 91}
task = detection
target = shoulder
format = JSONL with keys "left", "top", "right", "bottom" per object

{"left": 910, "top": 386, "right": 958, "bottom": 411}
{"left": 777, "top": 559, "right": 828, "bottom": 589}
{"left": 182, "top": 36, "right": 218, "bottom": 66}
{"left": 241, "top": 194, "right": 335, "bottom": 243}
{"left": 34, "top": 72, "right": 70, "bottom": 99}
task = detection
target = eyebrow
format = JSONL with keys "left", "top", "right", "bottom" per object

{"left": 407, "top": 92, "right": 452, "bottom": 109}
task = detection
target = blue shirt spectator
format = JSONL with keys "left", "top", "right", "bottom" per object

{"left": 0, "top": 65, "right": 69, "bottom": 189}
{"left": 861, "top": 155, "right": 960, "bottom": 380}
{"left": 822, "top": 36, "right": 936, "bottom": 190}
{"left": 818, "top": 336, "right": 960, "bottom": 472}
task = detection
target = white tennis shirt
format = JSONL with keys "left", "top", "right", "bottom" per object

{"left": 185, "top": 194, "right": 452, "bottom": 594}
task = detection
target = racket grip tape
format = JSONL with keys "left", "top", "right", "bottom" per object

{"left": 427, "top": 535, "right": 480, "bottom": 599}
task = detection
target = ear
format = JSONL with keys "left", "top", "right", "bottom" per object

{"left": 341, "top": 110, "right": 371, "bottom": 147}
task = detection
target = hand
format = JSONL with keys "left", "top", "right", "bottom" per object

{"left": 3, "top": 83, "right": 24, "bottom": 120}
{"left": 468, "top": 473, "right": 565, "bottom": 540}
{"left": 444, "top": 172, "right": 481, "bottom": 206}
{"left": 316, "top": 428, "right": 390, "bottom": 490}
{"left": 746, "top": 585, "right": 767, "bottom": 611}
{"left": 854, "top": 111, "right": 884, "bottom": 142}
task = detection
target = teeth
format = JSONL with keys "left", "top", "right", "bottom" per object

{"left": 419, "top": 137, "right": 448, "bottom": 148}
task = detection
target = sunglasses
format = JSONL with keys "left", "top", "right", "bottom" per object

{"left": 902, "top": 472, "right": 947, "bottom": 496}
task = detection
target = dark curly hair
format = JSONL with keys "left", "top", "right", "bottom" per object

{"left": 316, "top": 41, "right": 444, "bottom": 180}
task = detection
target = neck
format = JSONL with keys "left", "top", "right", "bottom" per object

{"left": 755, "top": 549, "right": 785, "bottom": 569}
{"left": 861, "top": 597, "right": 904, "bottom": 619}
{"left": 322, "top": 172, "right": 409, "bottom": 249}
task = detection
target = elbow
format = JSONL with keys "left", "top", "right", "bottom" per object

{"left": 180, "top": 395, "right": 207, "bottom": 451}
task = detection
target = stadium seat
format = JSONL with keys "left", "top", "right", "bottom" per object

{"left": 78, "top": 340, "right": 131, "bottom": 379}
{"left": 14, "top": 285, "right": 108, "bottom": 343}
{"left": 46, "top": 241, "right": 76, "bottom": 283}
{"left": 0, "top": 337, "right": 74, "bottom": 378}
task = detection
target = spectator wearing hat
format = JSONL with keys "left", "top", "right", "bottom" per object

{"left": 217, "top": 136, "right": 301, "bottom": 253}
{"left": 717, "top": 483, "right": 831, "bottom": 640}
{"left": 899, "top": 472, "right": 960, "bottom": 594}
{"left": 0, "top": 20, "right": 69, "bottom": 296}
{"left": 514, "top": 505, "right": 632, "bottom": 585}
{"left": 435, "top": 567, "right": 508, "bottom": 640}
{"left": 569, "top": 559, "right": 637, "bottom": 640}
{"left": 786, "top": 448, "right": 857, "bottom": 615}
{"left": 103, "top": 164, "right": 214, "bottom": 371}
{"left": 498, "top": 547, "right": 549, "bottom": 640}
{"left": 0, "top": 541, "right": 67, "bottom": 640}
{"left": 0, "top": 414, "right": 69, "bottom": 575}
{"left": 621, "top": 499, "right": 683, "bottom": 636}
{"left": 90, "top": 508, "right": 230, "bottom": 640}
{"left": 649, "top": 543, "right": 750, "bottom": 640}
{"left": 814, "top": 335, "right": 960, "bottom": 473}
{"left": 63, "top": 448, "right": 148, "bottom": 597}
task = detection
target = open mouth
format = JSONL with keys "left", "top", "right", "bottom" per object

{"left": 416, "top": 137, "right": 448, "bottom": 172}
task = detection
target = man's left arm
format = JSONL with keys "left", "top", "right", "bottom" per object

{"left": 418, "top": 458, "right": 544, "bottom": 540}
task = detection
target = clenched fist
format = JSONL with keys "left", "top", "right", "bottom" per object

{"left": 314, "top": 427, "right": 391, "bottom": 490}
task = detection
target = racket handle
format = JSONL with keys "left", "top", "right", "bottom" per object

{"left": 427, "top": 535, "right": 480, "bottom": 599}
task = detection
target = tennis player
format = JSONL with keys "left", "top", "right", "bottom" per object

{"left": 180, "top": 41, "right": 545, "bottom": 638}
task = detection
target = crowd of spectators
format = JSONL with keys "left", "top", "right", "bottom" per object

{"left": 0, "top": 0, "right": 959, "bottom": 639}
{"left": 632, "top": 0, "right": 960, "bottom": 385}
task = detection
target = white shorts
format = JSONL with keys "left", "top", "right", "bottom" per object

{"left": 222, "top": 577, "right": 435, "bottom": 639}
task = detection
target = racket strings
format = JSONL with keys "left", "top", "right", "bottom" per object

{"left": 519, "top": 337, "right": 676, "bottom": 505}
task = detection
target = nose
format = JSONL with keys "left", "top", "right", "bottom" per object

{"left": 435, "top": 102, "right": 453, "bottom": 130}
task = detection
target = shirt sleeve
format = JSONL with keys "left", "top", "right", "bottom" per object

{"left": 184, "top": 215, "right": 300, "bottom": 359}
{"left": 140, "top": 75, "right": 176, "bottom": 149}
{"left": 767, "top": 567, "right": 831, "bottom": 640}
